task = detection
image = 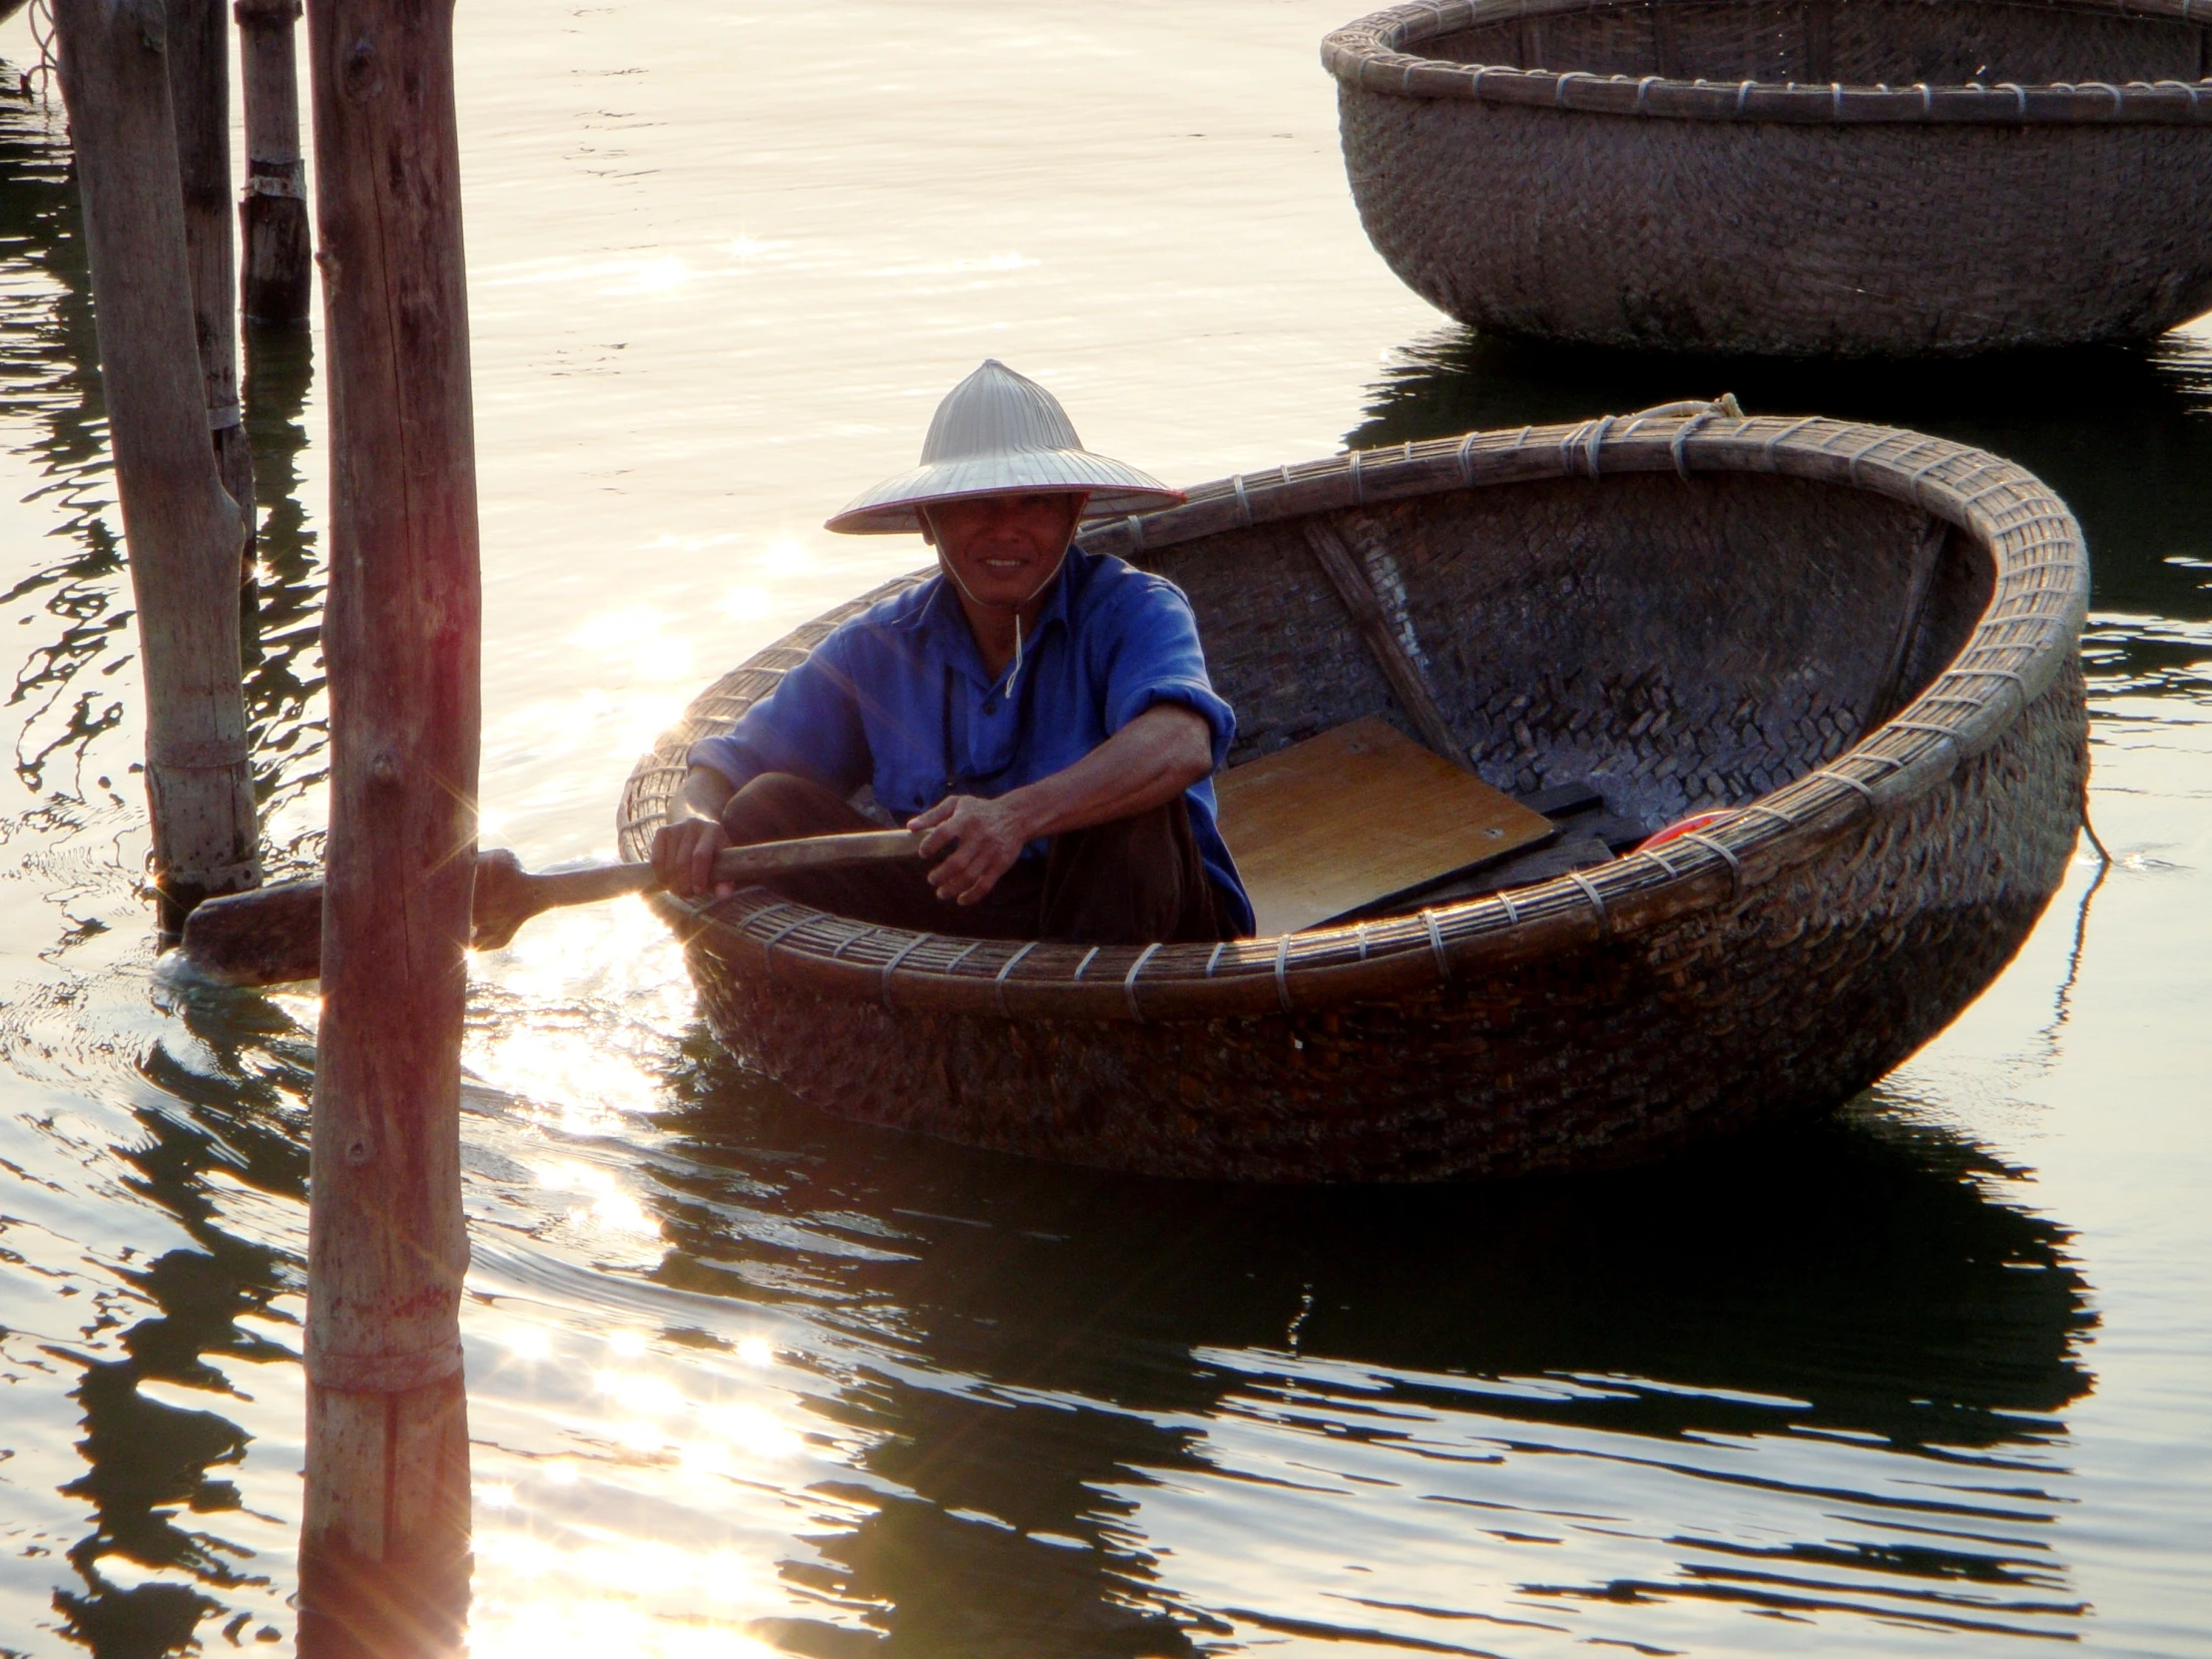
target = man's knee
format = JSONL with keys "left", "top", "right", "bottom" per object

{"left": 1058, "top": 800, "right": 1178, "bottom": 861}
{"left": 719, "top": 772, "right": 857, "bottom": 845}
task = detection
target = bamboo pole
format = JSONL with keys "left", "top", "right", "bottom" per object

{"left": 165, "top": 0, "right": 258, "bottom": 569}
{"left": 296, "top": 0, "right": 478, "bottom": 1647}
{"left": 55, "top": 0, "right": 263, "bottom": 934}
{"left": 236, "top": 0, "right": 312, "bottom": 324}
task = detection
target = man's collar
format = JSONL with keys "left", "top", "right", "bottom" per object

{"left": 910, "top": 549, "right": 1078, "bottom": 690}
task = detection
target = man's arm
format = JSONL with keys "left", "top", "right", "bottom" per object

{"left": 651, "top": 766, "right": 739, "bottom": 897}
{"left": 650, "top": 625, "right": 872, "bottom": 900}
{"left": 909, "top": 704, "right": 1212, "bottom": 907}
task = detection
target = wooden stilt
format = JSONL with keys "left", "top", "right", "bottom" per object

{"left": 297, "top": 0, "right": 479, "bottom": 1649}
{"left": 165, "top": 0, "right": 258, "bottom": 571}
{"left": 236, "top": 0, "right": 313, "bottom": 325}
{"left": 55, "top": 0, "right": 263, "bottom": 934}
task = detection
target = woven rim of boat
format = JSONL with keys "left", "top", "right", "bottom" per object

{"left": 1323, "top": 0, "right": 2212, "bottom": 124}
{"left": 618, "top": 410, "right": 2087, "bottom": 1024}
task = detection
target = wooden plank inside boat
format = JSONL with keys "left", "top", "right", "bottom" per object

{"left": 1215, "top": 716, "right": 1555, "bottom": 935}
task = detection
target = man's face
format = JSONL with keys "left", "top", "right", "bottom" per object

{"left": 922, "top": 492, "right": 1089, "bottom": 608}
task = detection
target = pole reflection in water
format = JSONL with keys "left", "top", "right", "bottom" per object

{"left": 239, "top": 320, "right": 329, "bottom": 866}
{"left": 0, "top": 92, "right": 128, "bottom": 806}
{"left": 49, "top": 988, "right": 307, "bottom": 1652}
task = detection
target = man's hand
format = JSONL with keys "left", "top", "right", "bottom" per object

{"left": 652, "top": 766, "right": 741, "bottom": 898}
{"left": 652, "top": 817, "right": 734, "bottom": 899}
{"left": 910, "top": 793, "right": 1038, "bottom": 906}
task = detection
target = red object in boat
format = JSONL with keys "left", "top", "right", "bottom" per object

{"left": 1636, "top": 810, "right": 1739, "bottom": 853}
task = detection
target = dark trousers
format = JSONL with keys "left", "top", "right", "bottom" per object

{"left": 720, "top": 773, "right": 1234, "bottom": 945}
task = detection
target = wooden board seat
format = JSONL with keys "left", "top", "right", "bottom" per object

{"left": 1214, "top": 716, "right": 1556, "bottom": 936}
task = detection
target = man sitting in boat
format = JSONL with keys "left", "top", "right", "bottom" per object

{"left": 652, "top": 359, "right": 1254, "bottom": 945}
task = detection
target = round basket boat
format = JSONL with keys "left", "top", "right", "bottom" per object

{"left": 621, "top": 410, "right": 2088, "bottom": 1182}
{"left": 1325, "top": 0, "right": 2212, "bottom": 356}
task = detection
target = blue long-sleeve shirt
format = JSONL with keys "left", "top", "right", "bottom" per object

{"left": 688, "top": 547, "right": 1254, "bottom": 935}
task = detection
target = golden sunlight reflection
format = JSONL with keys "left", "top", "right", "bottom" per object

{"left": 467, "top": 1530, "right": 786, "bottom": 1659}
{"left": 571, "top": 605, "right": 698, "bottom": 684}
{"left": 625, "top": 254, "right": 691, "bottom": 295}
{"left": 470, "top": 1023, "right": 669, "bottom": 1132}
{"left": 763, "top": 536, "right": 813, "bottom": 577}
{"left": 480, "top": 684, "right": 696, "bottom": 790}
{"left": 714, "top": 582, "right": 774, "bottom": 622}
{"left": 697, "top": 1401, "right": 804, "bottom": 1461}
{"left": 559, "top": 1351, "right": 816, "bottom": 1470}
{"left": 596, "top": 1369, "right": 684, "bottom": 1414}
{"left": 737, "top": 1336, "right": 775, "bottom": 1369}
{"left": 479, "top": 887, "right": 691, "bottom": 1014}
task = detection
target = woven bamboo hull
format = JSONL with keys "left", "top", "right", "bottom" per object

{"left": 1329, "top": 0, "right": 2212, "bottom": 356}
{"left": 684, "top": 679, "right": 2078, "bottom": 1181}
{"left": 625, "top": 412, "right": 2089, "bottom": 1182}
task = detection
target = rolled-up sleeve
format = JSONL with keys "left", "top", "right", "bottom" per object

{"left": 687, "top": 633, "right": 871, "bottom": 794}
{"left": 1099, "top": 577, "right": 1236, "bottom": 773}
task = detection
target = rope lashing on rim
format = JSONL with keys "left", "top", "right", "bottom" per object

{"left": 1124, "top": 942, "right": 1163, "bottom": 1021}
{"left": 992, "top": 940, "right": 1038, "bottom": 1016}
{"left": 1762, "top": 417, "right": 1823, "bottom": 468}
{"left": 1681, "top": 830, "right": 1745, "bottom": 898}
{"left": 1560, "top": 415, "right": 1616, "bottom": 477}
{"left": 1669, "top": 414, "right": 1711, "bottom": 478}
{"left": 878, "top": 933, "right": 929, "bottom": 1007}
{"left": 1811, "top": 768, "right": 1879, "bottom": 807}
{"left": 1733, "top": 803, "right": 1804, "bottom": 836}
{"left": 1885, "top": 718, "right": 1968, "bottom": 742}
{"left": 756, "top": 907, "right": 813, "bottom": 985}
{"left": 1845, "top": 430, "right": 1898, "bottom": 484}
{"left": 1564, "top": 870, "right": 1609, "bottom": 931}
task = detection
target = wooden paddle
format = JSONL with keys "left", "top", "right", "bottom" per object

{"left": 174, "top": 829, "right": 923, "bottom": 988}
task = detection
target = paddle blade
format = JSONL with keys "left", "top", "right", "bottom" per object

{"left": 177, "top": 877, "right": 327, "bottom": 987}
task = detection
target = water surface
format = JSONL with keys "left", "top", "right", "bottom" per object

{"left": 0, "top": 3, "right": 2207, "bottom": 1654}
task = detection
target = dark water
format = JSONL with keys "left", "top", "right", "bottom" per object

{"left": 1, "top": 3, "right": 2208, "bottom": 1653}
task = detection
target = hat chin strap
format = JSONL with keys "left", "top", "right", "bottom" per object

{"left": 930, "top": 534, "right": 1069, "bottom": 698}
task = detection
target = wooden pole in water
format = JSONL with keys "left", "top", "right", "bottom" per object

{"left": 297, "top": 0, "right": 478, "bottom": 1648}
{"left": 236, "top": 0, "right": 313, "bottom": 325}
{"left": 164, "top": 0, "right": 258, "bottom": 568}
{"left": 54, "top": 0, "right": 263, "bottom": 933}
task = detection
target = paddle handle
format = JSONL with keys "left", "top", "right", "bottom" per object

{"left": 175, "top": 828, "right": 927, "bottom": 988}
{"left": 518, "top": 829, "right": 924, "bottom": 911}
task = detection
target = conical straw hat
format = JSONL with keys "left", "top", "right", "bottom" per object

{"left": 826, "top": 360, "right": 1186, "bottom": 535}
